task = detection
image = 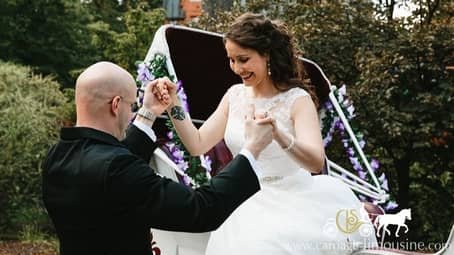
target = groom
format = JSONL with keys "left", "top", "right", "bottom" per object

{"left": 42, "top": 61, "right": 273, "bottom": 255}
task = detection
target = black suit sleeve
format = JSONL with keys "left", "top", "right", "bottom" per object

{"left": 106, "top": 153, "right": 260, "bottom": 232}
{"left": 122, "top": 124, "right": 157, "bottom": 162}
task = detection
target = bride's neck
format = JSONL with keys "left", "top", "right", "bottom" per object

{"left": 250, "top": 81, "right": 279, "bottom": 99}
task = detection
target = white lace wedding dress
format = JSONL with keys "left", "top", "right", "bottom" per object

{"left": 205, "top": 84, "right": 377, "bottom": 254}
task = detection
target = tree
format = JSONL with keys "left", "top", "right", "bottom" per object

{"left": 88, "top": 4, "right": 166, "bottom": 75}
{"left": 111, "top": 6, "right": 166, "bottom": 73}
{"left": 0, "top": 0, "right": 94, "bottom": 87}
{"left": 354, "top": 0, "right": 454, "bottom": 243}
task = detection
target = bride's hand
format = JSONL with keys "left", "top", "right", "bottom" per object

{"left": 151, "top": 79, "right": 171, "bottom": 105}
{"left": 244, "top": 105, "right": 274, "bottom": 159}
{"left": 255, "top": 112, "right": 277, "bottom": 136}
{"left": 161, "top": 77, "right": 179, "bottom": 101}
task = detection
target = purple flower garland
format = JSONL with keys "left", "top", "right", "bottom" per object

{"left": 322, "top": 85, "right": 398, "bottom": 211}
{"left": 135, "top": 54, "right": 212, "bottom": 187}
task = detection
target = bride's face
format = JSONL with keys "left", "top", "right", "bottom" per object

{"left": 225, "top": 39, "right": 268, "bottom": 87}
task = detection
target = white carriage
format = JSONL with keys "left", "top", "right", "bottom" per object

{"left": 141, "top": 25, "right": 453, "bottom": 255}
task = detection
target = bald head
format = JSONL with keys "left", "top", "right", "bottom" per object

{"left": 75, "top": 62, "right": 137, "bottom": 136}
{"left": 76, "top": 61, "right": 135, "bottom": 108}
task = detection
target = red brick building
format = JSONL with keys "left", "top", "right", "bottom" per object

{"left": 181, "top": 0, "right": 202, "bottom": 22}
{"left": 164, "top": 0, "right": 202, "bottom": 23}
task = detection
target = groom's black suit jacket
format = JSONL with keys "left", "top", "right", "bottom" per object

{"left": 42, "top": 125, "right": 259, "bottom": 255}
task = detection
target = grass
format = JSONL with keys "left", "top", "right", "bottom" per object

{"left": 0, "top": 240, "right": 58, "bottom": 255}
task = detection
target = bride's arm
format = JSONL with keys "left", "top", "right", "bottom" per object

{"left": 272, "top": 96, "right": 325, "bottom": 173}
{"left": 164, "top": 81, "right": 229, "bottom": 156}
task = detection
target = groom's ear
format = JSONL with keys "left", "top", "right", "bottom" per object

{"left": 110, "top": 96, "right": 121, "bottom": 117}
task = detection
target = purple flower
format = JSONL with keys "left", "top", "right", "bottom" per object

{"left": 172, "top": 150, "right": 185, "bottom": 161}
{"left": 379, "top": 173, "right": 389, "bottom": 191}
{"left": 182, "top": 175, "right": 191, "bottom": 186}
{"left": 338, "top": 84, "right": 346, "bottom": 95}
{"left": 347, "top": 147, "right": 355, "bottom": 157}
{"left": 358, "top": 170, "right": 367, "bottom": 180}
{"left": 324, "top": 101, "right": 333, "bottom": 111}
{"left": 176, "top": 80, "right": 190, "bottom": 112}
{"left": 137, "top": 62, "right": 154, "bottom": 84}
{"left": 200, "top": 155, "right": 212, "bottom": 172}
{"left": 335, "top": 121, "right": 345, "bottom": 132}
{"left": 323, "top": 119, "right": 337, "bottom": 146}
{"left": 350, "top": 156, "right": 363, "bottom": 172}
{"left": 167, "top": 131, "right": 174, "bottom": 140}
{"left": 342, "top": 98, "right": 350, "bottom": 107}
{"left": 177, "top": 160, "right": 189, "bottom": 172}
{"left": 165, "top": 142, "right": 175, "bottom": 153}
{"left": 381, "top": 180, "right": 389, "bottom": 191}
{"left": 342, "top": 139, "right": 350, "bottom": 148}
{"left": 359, "top": 139, "right": 366, "bottom": 149}
{"left": 346, "top": 105, "right": 355, "bottom": 119}
{"left": 385, "top": 200, "right": 398, "bottom": 211}
{"left": 323, "top": 134, "right": 333, "bottom": 147}
{"left": 370, "top": 159, "right": 380, "bottom": 171}
{"left": 176, "top": 80, "right": 183, "bottom": 90}
{"left": 337, "top": 85, "right": 346, "bottom": 102}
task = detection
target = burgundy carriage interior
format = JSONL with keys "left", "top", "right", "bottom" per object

{"left": 154, "top": 26, "right": 332, "bottom": 175}
{"left": 164, "top": 26, "right": 331, "bottom": 120}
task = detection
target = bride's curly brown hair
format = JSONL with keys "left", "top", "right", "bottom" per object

{"left": 224, "top": 13, "right": 318, "bottom": 107}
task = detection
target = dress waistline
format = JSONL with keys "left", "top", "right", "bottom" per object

{"left": 258, "top": 170, "right": 314, "bottom": 189}
{"left": 259, "top": 176, "right": 284, "bottom": 183}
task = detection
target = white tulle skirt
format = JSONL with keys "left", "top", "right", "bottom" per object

{"left": 205, "top": 170, "right": 378, "bottom": 255}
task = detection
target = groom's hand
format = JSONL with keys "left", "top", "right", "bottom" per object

{"left": 244, "top": 104, "right": 273, "bottom": 159}
{"left": 142, "top": 79, "right": 170, "bottom": 115}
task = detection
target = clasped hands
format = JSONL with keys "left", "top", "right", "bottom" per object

{"left": 142, "top": 77, "right": 275, "bottom": 158}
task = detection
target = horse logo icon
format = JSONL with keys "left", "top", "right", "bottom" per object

{"left": 374, "top": 208, "right": 412, "bottom": 237}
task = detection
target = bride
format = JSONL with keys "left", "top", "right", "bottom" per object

{"left": 158, "top": 12, "right": 377, "bottom": 254}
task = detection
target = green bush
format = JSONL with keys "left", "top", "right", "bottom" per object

{"left": 0, "top": 61, "right": 72, "bottom": 239}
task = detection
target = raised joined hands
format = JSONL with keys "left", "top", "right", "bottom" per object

{"left": 152, "top": 77, "right": 179, "bottom": 111}
{"left": 147, "top": 78, "right": 276, "bottom": 159}
{"left": 142, "top": 79, "right": 171, "bottom": 115}
{"left": 244, "top": 104, "right": 275, "bottom": 159}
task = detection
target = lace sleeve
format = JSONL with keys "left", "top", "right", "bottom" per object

{"left": 226, "top": 84, "right": 243, "bottom": 102}
{"left": 227, "top": 84, "right": 245, "bottom": 115}
{"left": 285, "top": 87, "right": 309, "bottom": 109}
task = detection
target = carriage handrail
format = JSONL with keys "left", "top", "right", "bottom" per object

{"left": 330, "top": 171, "right": 382, "bottom": 201}
{"left": 328, "top": 159, "right": 382, "bottom": 193}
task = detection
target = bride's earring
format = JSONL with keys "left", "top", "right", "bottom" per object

{"left": 267, "top": 61, "right": 271, "bottom": 76}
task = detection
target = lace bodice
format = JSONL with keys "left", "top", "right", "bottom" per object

{"left": 225, "top": 84, "right": 310, "bottom": 179}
